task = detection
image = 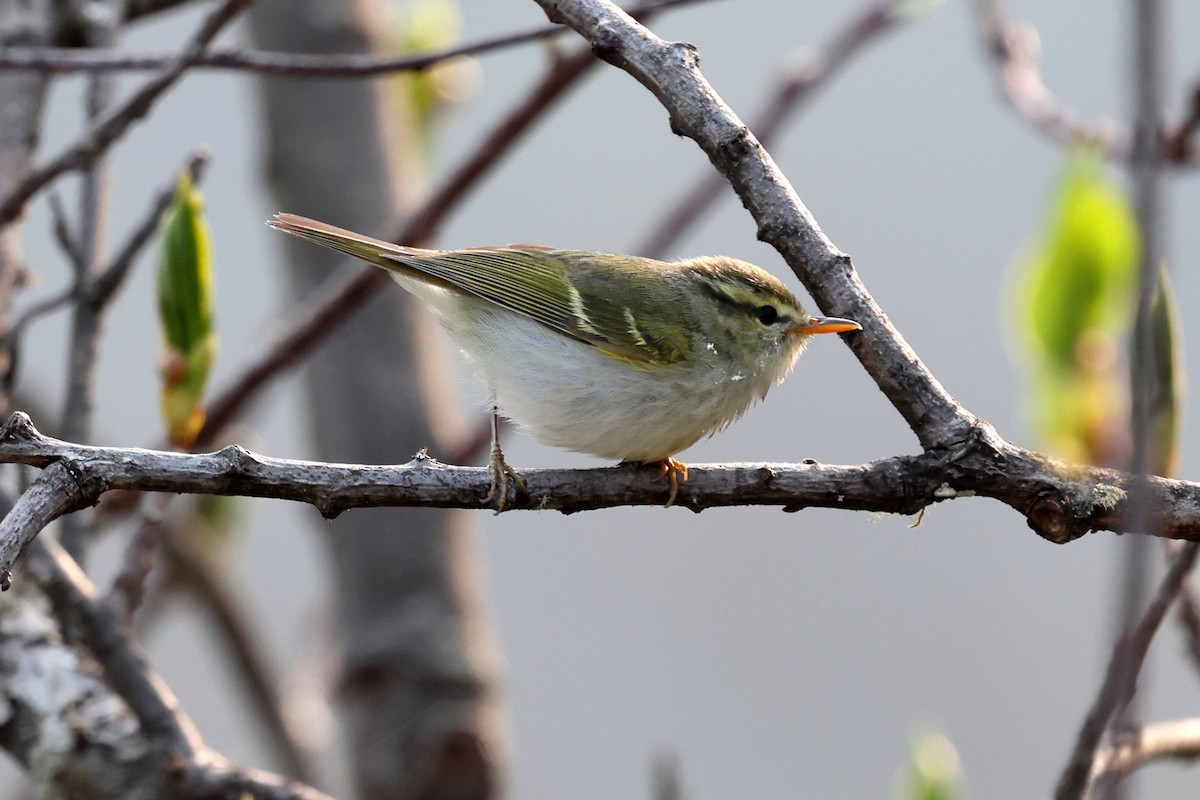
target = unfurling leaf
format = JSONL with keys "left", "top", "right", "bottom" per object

{"left": 1142, "top": 267, "right": 1184, "bottom": 476}
{"left": 158, "top": 173, "right": 216, "bottom": 448}
{"left": 1013, "top": 147, "right": 1140, "bottom": 465}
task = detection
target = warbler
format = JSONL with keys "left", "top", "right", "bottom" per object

{"left": 269, "top": 213, "right": 860, "bottom": 509}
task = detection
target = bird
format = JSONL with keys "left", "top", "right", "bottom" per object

{"left": 268, "top": 213, "right": 860, "bottom": 510}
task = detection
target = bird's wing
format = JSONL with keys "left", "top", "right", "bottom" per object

{"left": 270, "top": 213, "right": 690, "bottom": 366}
{"left": 387, "top": 246, "right": 692, "bottom": 366}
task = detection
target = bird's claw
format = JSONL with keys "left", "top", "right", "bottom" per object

{"left": 485, "top": 440, "right": 526, "bottom": 514}
{"left": 658, "top": 457, "right": 689, "bottom": 507}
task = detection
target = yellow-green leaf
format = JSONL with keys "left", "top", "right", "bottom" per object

{"left": 1012, "top": 147, "right": 1141, "bottom": 465}
{"left": 1142, "top": 266, "right": 1184, "bottom": 476}
{"left": 157, "top": 173, "right": 216, "bottom": 447}
{"left": 1019, "top": 148, "right": 1139, "bottom": 367}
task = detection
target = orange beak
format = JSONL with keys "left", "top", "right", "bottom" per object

{"left": 789, "top": 316, "right": 862, "bottom": 336}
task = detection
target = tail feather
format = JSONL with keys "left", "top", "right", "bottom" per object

{"left": 267, "top": 213, "right": 440, "bottom": 271}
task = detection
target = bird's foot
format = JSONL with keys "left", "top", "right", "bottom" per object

{"left": 657, "top": 457, "right": 689, "bottom": 508}
{"left": 484, "top": 440, "right": 526, "bottom": 514}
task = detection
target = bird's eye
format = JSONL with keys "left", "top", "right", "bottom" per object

{"left": 754, "top": 305, "right": 779, "bottom": 325}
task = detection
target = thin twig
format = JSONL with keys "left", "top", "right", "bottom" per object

{"left": 57, "top": 0, "right": 124, "bottom": 560}
{"left": 1163, "top": 83, "right": 1200, "bottom": 161}
{"left": 639, "top": 0, "right": 912, "bottom": 258}
{"left": 0, "top": 0, "right": 253, "bottom": 227}
{"left": 0, "top": 0, "right": 711, "bottom": 77}
{"left": 1092, "top": 718, "right": 1200, "bottom": 780}
{"left": 1053, "top": 542, "right": 1200, "bottom": 800}
{"left": 970, "top": 0, "right": 1196, "bottom": 167}
{"left": 4, "top": 285, "right": 75, "bottom": 345}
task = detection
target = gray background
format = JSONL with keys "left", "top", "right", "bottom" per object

{"left": 13, "top": 0, "right": 1200, "bottom": 798}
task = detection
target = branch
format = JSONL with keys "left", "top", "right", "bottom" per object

{"left": 0, "top": 460, "right": 88, "bottom": 590}
{"left": 971, "top": 0, "right": 1197, "bottom": 167}
{"left": 1054, "top": 541, "right": 1200, "bottom": 800}
{"left": 1092, "top": 718, "right": 1200, "bottom": 781}
{"left": 4, "top": 412, "right": 1200, "bottom": 588}
{"left": 0, "top": 0, "right": 251, "bottom": 227}
{"left": 0, "top": 0, "right": 710, "bottom": 77}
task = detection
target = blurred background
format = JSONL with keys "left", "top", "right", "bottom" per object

{"left": 9, "top": 0, "right": 1200, "bottom": 797}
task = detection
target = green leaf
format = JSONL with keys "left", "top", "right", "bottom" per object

{"left": 1019, "top": 148, "right": 1139, "bottom": 367}
{"left": 1142, "top": 266, "right": 1184, "bottom": 476}
{"left": 157, "top": 173, "right": 216, "bottom": 447}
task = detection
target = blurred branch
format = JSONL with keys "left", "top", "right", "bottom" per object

{"left": 1104, "top": 3, "right": 1172, "bottom": 797}
{"left": 1054, "top": 542, "right": 1200, "bottom": 800}
{"left": 108, "top": 493, "right": 171, "bottom": 621}
{"left": 124, "top": 0, "right": 203, "bottom": 23}
{"left": 57, "top": 0, "right": 123, "bottom": 560}
{"left": 9, "top": 411, "right": 1200, "bottom": 589}
{"left": 0, "top": 0, "right": 251, "bottom": 227}
{"left": 159, "top": 518, "right": 319, "bottom": 784}
{"left": 1175, "top": 579, "right": 1200, "bottom": 677}
{"left": 639, "top": 0, "right": 914, "bottom": 258}
{"left": 0, "top": 0, "right": 713, "bottom": 77}
{"left": 971, "top": 0, "right": 1196, "bottom": 167}
{"left": 1163, "top": 82, "right": 1200, "bottom": 161}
